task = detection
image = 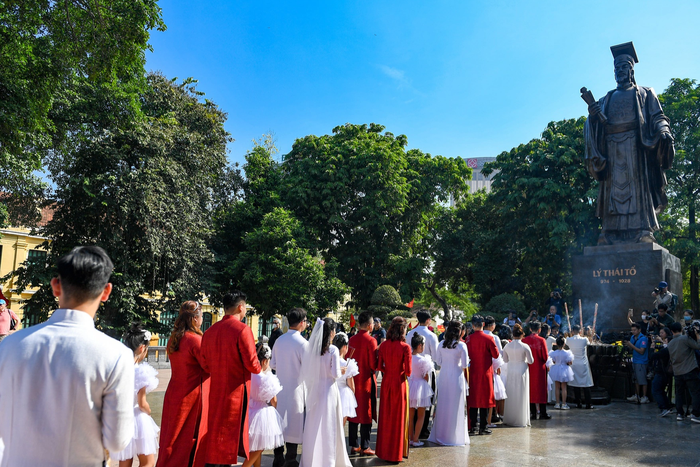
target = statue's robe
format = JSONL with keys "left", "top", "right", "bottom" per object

{"left": 584, "top": 85, "right": 674, "bottom": 239}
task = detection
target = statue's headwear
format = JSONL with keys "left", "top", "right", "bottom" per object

{"left": 611, "top": 41, "right": 638, "bottom": 68}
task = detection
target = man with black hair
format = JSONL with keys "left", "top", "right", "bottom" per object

{"left": 0, "top": 246, "right": 135, "bottom": 466}
{"left": 201, "top": 291, "right": 261, "bottom": 467}
{"left": 406, "top": 310, "right": 439, "bottom": 438}
{"left": 466, "top": 315, "right": 499, "bottom": 435}
{"left": 348, "top": 311, "right": 378, "bottom": 456}
{"left": 667, "top": 322, "right": 700, "bottom": 422}
{"left": 270, "top": 308, "right": 308, "bottom": 467}
{"left": 625, "top": 322, "right": 650, "bottom": 403}
{"left": 649, "top": 303, "right": 675, "bottom": 332}
{"left": 522, "top": 321, "right": 551, "bottom": 419}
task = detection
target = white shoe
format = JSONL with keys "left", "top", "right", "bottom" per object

{"left": 639, "top": 396, "right": 650, "bottom": 404}
{"left": 627, "top": 395, "right": 639, "bottom": 402}
{"left": 411, "top": 440, "right": 424, "bottom": 447}
{"left": 553, "top": 403, "right": 561, "bottom": 410}
{"left": 561, "top": 404, "right": 571, "bottom": 410}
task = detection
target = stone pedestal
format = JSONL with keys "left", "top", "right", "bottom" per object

{"left": 571, "top": 243, "right": 682, "bottom": 332}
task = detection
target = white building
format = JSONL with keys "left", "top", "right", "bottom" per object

{"left": 465, "top": 157, "right": 498, "bottom": 193}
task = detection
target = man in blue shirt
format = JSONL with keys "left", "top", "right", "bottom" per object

{"left": 626, "top": 323, "right": 650, "bottom": 403}
{"left": 543, "top": 306, "right": 562, "bottom": 328}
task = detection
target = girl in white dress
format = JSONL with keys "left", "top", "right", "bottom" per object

{"left": 332, "top": 332, "right": 359, "bottom": 423}
{"left": 301, "top": 318, "right": 352, "bottom": 467}
{"left": 549, "top": 336, "right": 575, "bottom": 410}
{"left": 245, "top": 343, "right": 285, "bottom": 467}
{"left": 112, "top": 323, "right": 159, "bottom": 467}
{"left": 428, "top": 321, "right": 470, "bottom": 446}
{"left": 408, "top": 333, "right": 434, "bottom": 447}
{"left": 502, "top": 324, "right": 534, "bottom": 427}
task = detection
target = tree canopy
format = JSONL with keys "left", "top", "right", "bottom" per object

{"left": 14, "top": 73, "right": 230, "bottom": 334}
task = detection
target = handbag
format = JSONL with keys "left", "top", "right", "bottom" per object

{"left": 7, "top": 309, "right": 16, "bottom": 331}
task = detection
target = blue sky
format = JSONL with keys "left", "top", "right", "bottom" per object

{"left": 146, "top": 0, "right": 700, "bottom": 167}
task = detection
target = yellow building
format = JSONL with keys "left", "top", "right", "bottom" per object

{"left": 0, "top": 211, "right": 52, "bottom": 326}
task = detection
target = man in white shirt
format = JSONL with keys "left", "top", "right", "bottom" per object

{"left": 270, "top": 308, "right": 308, "bottom": 467}
{"left": 0, "top": 246, "right": 134, "bottom": 467}
{"left": 406, "top": 310, "right": 439, "bottom": 439}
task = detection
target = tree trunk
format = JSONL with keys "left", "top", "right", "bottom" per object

{"left": 690, "top": 201, "right": 699, "bottom": 312}
{"left": 427, "top": 283, "right": 451, "bottom": 320}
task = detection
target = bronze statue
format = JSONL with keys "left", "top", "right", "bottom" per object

{"left": 582, "top": 42, "right": 675, "bottom": 245}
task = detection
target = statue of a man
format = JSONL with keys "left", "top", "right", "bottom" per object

{"left": 584, "top": 42, "right": 675, "bottom": 245}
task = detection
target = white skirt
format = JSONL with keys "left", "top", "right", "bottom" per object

{"left": 493, "top": 373, "right": 507, "bottom": 400}
{"left": 338, "top": 384, "right": 358, "bottom": 418}
{"left": 550, "top": 364, "right": 575, "bottom": 383}
{"left": 249, "top": 405, "right": 285, "bottom": 451}
{"left": 112, "top": 408, "right": 159, "bottom": 460}
{"left": 408, "top": 377, "right": 434, "bottom": 408}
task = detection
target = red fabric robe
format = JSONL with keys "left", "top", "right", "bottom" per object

{"left": 466, "top": 330, "right": 499, "bottom": 409}
{"left": 157, "top": 332, "right": 210, "bottom": 467}
{"left": 348, "top": 329, "right": 378, "bottom": 424}
{"left": 200, "top": 315, "right": 261, "bottom": 464}
{"left": 522, "top": 333, "right": 548, "bottom": 404}
{"left": 376, "top": 340, "right": 412, "bottom": 463}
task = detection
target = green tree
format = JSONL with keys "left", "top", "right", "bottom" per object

{"left": 282, "top": 123, "right": 471, "bottom": 307}
{"left": 208, "top": 138, "right": 282, "bottom": 301}
{"left": 368, "top": 284, "right": 404, "bottom": 320}
{"left": 479, "top": 118, "right": 598, "bottom": 307}
{"left": 659, "top": 79, "right": 700, "bottom": 311}
{"left": 234, "top": 207, "right": 349, "bottom": 320}
{"left": 0, "top": 0, "right": 165, "bottom": 226}
{"left": 12, "top": 73, "right": 230, "bottom": 335}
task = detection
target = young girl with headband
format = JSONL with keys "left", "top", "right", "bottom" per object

{"left": 245, "top": 342, "right": 285, "bottom": 467}
{"left": 112, "top": 323, "right": 160, "bottom": 467}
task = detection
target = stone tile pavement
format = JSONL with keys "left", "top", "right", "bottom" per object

{"left": 111, "top": 369, "right": 700, "bottom": 466}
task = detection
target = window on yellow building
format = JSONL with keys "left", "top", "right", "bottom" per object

{"left": 26, "top": 249, "right": 47, "bottom": 265}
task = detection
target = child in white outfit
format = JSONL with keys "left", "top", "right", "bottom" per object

{"left": 246, "top": 343, "right": 285, "bottom": 467}
{"left": 549, "top": 336, "right": 574, "bottom": 410}
{"left": 408, "top": 333, "right": 434, "bottom": 447}
{"left": 333, "top": 332, "right": 359, "bottom": 424}
{"left": 112, "top": 323, "right": 159, "bottom": 467}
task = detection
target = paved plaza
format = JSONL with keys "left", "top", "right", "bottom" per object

{"left": 111, "top": 370, "right": 700, "bottom": 467}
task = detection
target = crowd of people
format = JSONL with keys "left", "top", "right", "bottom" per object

{"left": 1, "top": 246, "right": 699, "bottom": 467}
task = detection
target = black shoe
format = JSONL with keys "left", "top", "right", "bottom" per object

{"left": 282, "top": 462, "right": 299, "bottom": 467}
{"left": 468, "top": 428, "right": 478, "bottom": 436}
{"left": 530, "top": 414, "right": 537, "bottom": 420}
{"left": 539, "top": 413, "right": 552, "bottom": 420}
{"left": 585, "top": 405, "right": 594, "bottom": 410}
{"left": 273, "top": 456, "right": 285, "bottom": 467}
{"left": 491, "top": 414, "right": 501, "bottom": 423}
{"left": 479, "top": 428, "right": 492, "bottom": 435}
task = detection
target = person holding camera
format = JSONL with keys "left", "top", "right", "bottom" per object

{"left": 652, "top": 281, "right": 678, "bottom": 316}
{"left": 543, "top": 306, "right": 562, "bottom": 328}
{"left": 649, "top": 304, "right": 675, "bottom": 333}
{"left": 524, "top": 308, "right": 540, "bottom": 326}
{"left": 625, "top": 323, "right": 650, "bottom": 404}
{"left": 627, "top": 309, "right": 651, "bottom": 335}
{"left": 503, "top": 311, "right": 521, "bottom": 327}
{"left": 667, "top": 321, "right": 700, "bottom": 422}
{"left": 545, "top": 288, "right": 565, "bottom": 317}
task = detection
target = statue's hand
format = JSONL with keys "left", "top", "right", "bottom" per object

{"left": 661, "top": 132, "right": 674, "bottom": 143}
{"left": 588, "top": 102, "right": 602, "bottom": 117}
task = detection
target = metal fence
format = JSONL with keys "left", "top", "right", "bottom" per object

{"left": 144, "top": 346, "right": 170, "bottom": 369}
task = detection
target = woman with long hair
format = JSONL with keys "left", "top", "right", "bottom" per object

{"left": 428, "top": 320, "right": 470, "bottom": 446}
{"left": 375, "top": 317, "right": 413, "bottom": 462}
{"left": 502, "top": 323, "right": 534, "bottom": 427}
{"left": 301, "top": 317, "right": 352, "bottom": 467}
{"left": 156, "top": 301, "right": 210, "bottom": 467}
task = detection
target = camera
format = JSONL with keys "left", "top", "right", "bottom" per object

{"left": 653, "top": 287, "right": 660, "bottom": 295}
{"left": 552, "top": 290, "right": 562, "bottom": 299}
